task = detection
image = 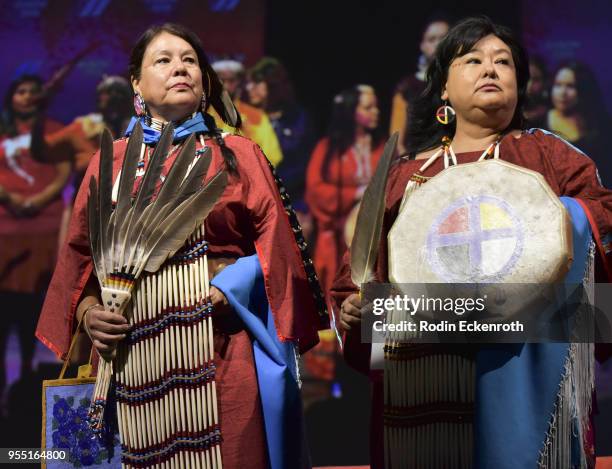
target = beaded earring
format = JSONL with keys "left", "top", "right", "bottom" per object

{"left": 133, "top": 92, "right": 147, "bottom": 117}
{"left": 436, "top": 101, "right": 456, "bottom": 125}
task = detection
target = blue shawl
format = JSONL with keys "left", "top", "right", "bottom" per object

{"left": 212, "top": 256, "right": 309, "bottom": 469}
{"left": 475, "top": 197, "right": 593, "bottom": 468}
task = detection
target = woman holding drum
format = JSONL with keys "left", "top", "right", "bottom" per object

{"left": 333, "top": 16, "right": 612, "bottom": 469}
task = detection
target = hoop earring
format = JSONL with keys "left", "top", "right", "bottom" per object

{"left": 436, "top": 101, "right": 456, "bottom": 125}
{"left": 134, "top": 92, "right": 147, "bottom": 117}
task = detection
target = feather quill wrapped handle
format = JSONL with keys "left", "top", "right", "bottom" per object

{"left": 86, "top": 122, "right": 227, "bottom": 433}
{"left": 350, "top": 132, "right": 399, "bottom": 288}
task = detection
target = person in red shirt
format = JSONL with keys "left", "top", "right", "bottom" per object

{"left": 306, "top": 84, "right": 386, "bottom": 295}
{"left": 0, "top": 75, "right": 71, "bottom": 400}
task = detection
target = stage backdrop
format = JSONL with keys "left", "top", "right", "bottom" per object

{"left": 523, "top": 2, "right": 612, "bottom": 457}
{"left": 0, "top": 0, "right": 264, "bottom": 123}
{"left": 522, "top": 0, "right": 612, "bottom": 111}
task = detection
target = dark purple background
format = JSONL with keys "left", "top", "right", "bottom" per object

{"left": 2, "top": 1, "right": 610, "bottom": 127}
{"left": 522, "top": 0, "right": 612, "bottom": 111}
{"left": 0, "top": 0, "right": 264, "bottom": 122}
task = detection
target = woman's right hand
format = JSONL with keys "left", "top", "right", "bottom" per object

{"left": 84, "top": 305, "right": 130, "bottom": 360}
{"left": 0, "top": 185, "right": 8, "bottom": 203}
{"left": 340, "top": 293, "right": 363, "bottom": 333}
{"left": 6, "top": 192, "right": 26, "bottom": 214}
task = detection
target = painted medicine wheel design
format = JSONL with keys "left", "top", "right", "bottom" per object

{"left": 427, "top": 195, "right": 525, "bottom": 282}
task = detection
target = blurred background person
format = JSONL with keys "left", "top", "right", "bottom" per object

{"left": 211, "top": 59, "right": 283, "bottom": 167}
{"left": 306, "top": 84, "right": 385, "bottom": 296}
{"left": 304, "top": 84, "right": 384, "bottom": 419}
{"left": 524, "top": 56, "right": 550, "bottom": 127}
{"left": 246, "top": 56, "right": 316, "bottom": 243}
{"left": 247, "top": 57, "right": 315, "bottom": 205}
{"left": 0, "top": 75, "right": 70, "bottom": 409}
{"left": 30, "top": 74, "right": 133, "bottom": 265}
{"left": 546, "top": 61, "right": 611, "bottom": 184}
{"left": 31, "top": 74, "right": 133, "bottom": 183}
{"left": 389, "top": 16, "right": 450, "bottom": 154}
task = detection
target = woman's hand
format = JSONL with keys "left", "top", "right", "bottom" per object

{"left": 340, "top": 293, "right": 363, "bottom": 333}
{"left": 210, "top": 286, "right": 231, "bottom": 317}
{"left": 84, "top": 305, "right": 130, "bottom": 360}
{"left": 21, "top": 197, "right": 43, "bottom": 216}
{"left": 6, "top": 192, "right": 27, "bottom": 215}
{"left": 0, "top": 185, "right": 8, "bottom": 203}
{"left": 210, "top": 285, "right": 244, "bottom": 334}
{"left": 4, "top": 192, "right": 44, "bottom": 216}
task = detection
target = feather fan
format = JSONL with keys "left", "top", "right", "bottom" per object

{"left": 86, "top": 121, "right": 226, "bottom": 432}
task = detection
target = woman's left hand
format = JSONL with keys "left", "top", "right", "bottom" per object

{"left": 210, "top": 285, "right": 242, "bottom": 333}
{"left": 210, "top": 286, "right": 230, "bottom": 313}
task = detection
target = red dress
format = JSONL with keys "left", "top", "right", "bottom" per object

{"left": 0, "top": 119, "right": 65, "bottom": 293}
{"left": 330, "top": 129, "right": 612, "bottom": 468}
{"left": 36, "top": 134, "right": 324, "bottom": 468}
{"left": 306, "top": 138, "right": 384, "bottom": 295}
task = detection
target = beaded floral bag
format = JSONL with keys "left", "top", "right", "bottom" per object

{"left": 41, "top": 317, "right": 121, "bottom": 468}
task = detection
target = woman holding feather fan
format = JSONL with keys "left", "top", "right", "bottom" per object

{"left": 37, "top": 23, "right": 326, "bottom": 469}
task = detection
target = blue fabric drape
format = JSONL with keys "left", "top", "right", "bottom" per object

{"left": 474, "top": 197, "right": 592, "bottom": 468}
{"left": 211, "top": 255, "right": 308, "bottom": 469}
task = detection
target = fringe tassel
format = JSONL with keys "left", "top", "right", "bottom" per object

{"left": 538, "top": 242, "right": 595, "bottom": 469}
{"left": 537, "top": 342, "right": 594, "bottom": 469}
{"left": 384, "top": 341, "right": 475, "bottom": 468}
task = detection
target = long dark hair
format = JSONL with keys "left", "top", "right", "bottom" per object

{"left": 406, "top": 16, "right": 530, "bottom": 155}
{"left": 552, "top": 60, "right": 608, "bottom": 133}
{"left": 247, "top": 57, "right": 295, "bottom": 114}
{"left": 1, "top": 75, "right": 44, "bottom": 137}
{"left": 322, "top": 84, "right": 384, "bottom": 179}
{"left": 129, "top": 23, "right": 240, "bottom": 174}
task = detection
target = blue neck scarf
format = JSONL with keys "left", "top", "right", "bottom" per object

{"left": 124, "top": 113, "right": 209, "bottom": 144}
